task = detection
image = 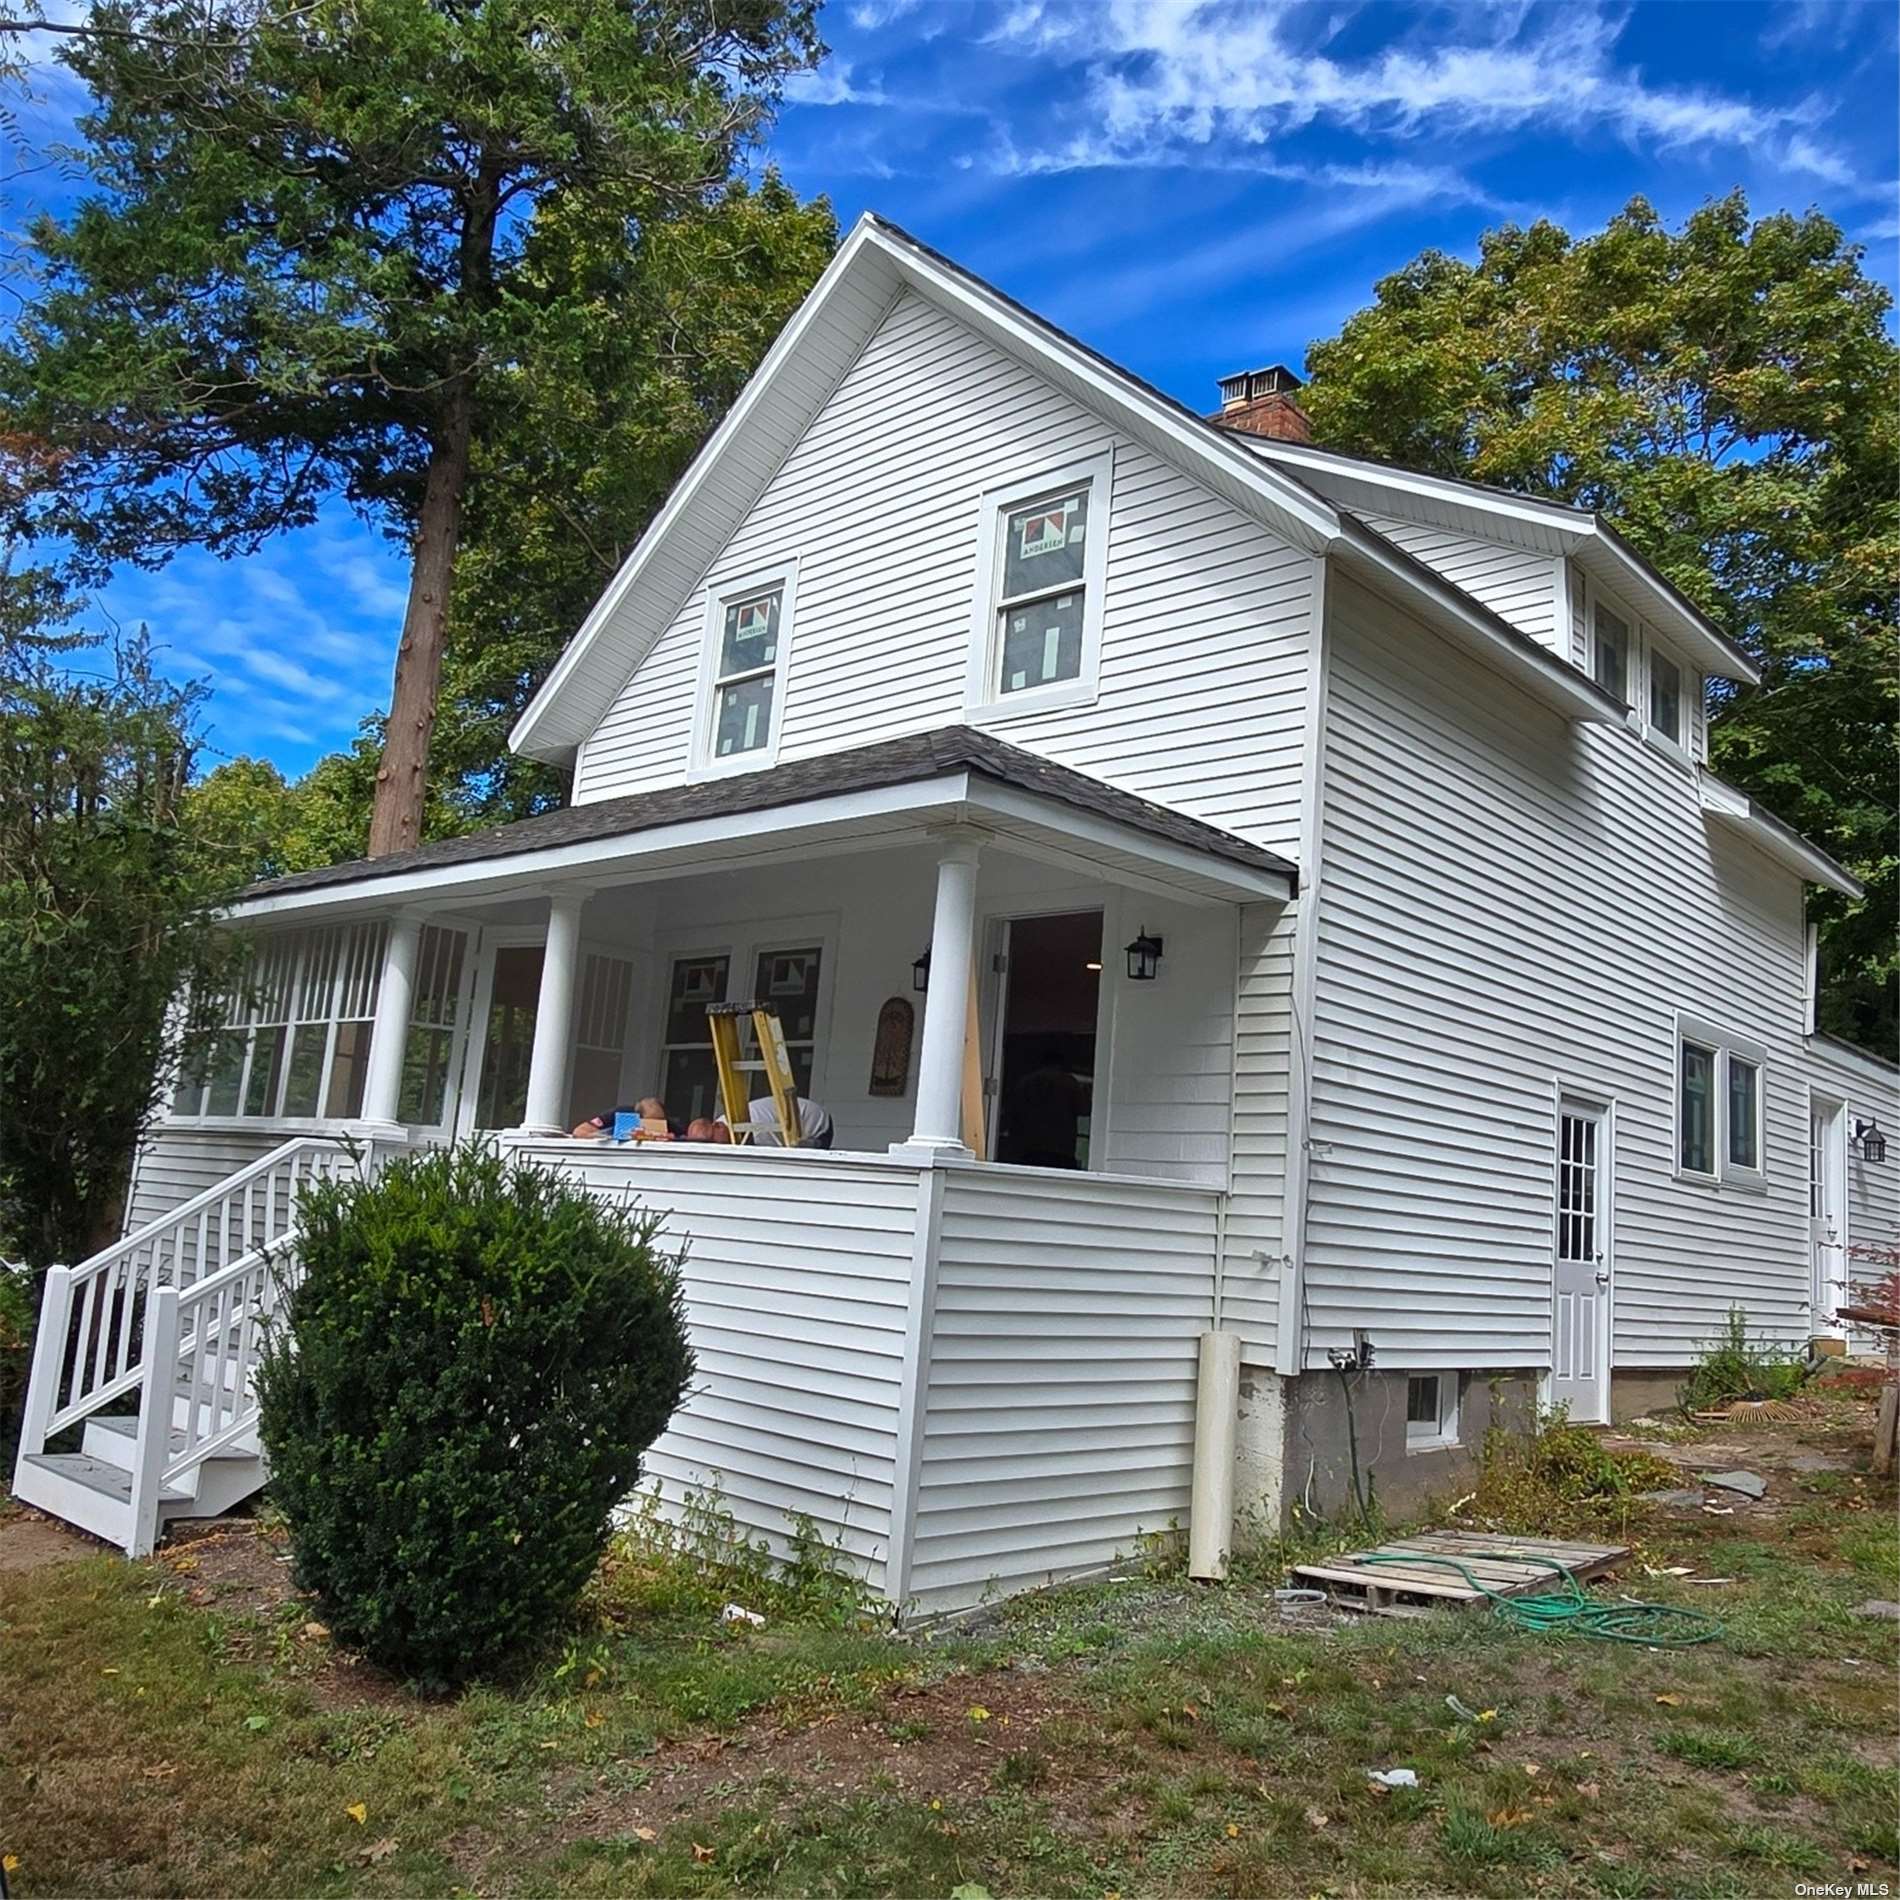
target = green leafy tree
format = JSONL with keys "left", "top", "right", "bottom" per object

{"left": 0, "top": 625, "right": 245, "bottom": 1269}
{"left": 3, "top": 0, "right": 823, "bottom": 859}
{"left": 1303, "top": 194, "right": 1899, "bottom": 1049}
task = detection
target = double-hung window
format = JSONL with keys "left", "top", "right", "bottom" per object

{"left": 1592, "top": 600, "right": 1631, "bottom": 704}
{"left": 1647, "top": 645, "right": 1685, "bottom": 751}
{"left": 1677, "top": 1014, "right": 1767, "bottom": 1189}
{"left": 697, "top": 566, "right": 795, "bottom": 773}
{"left": 968, "top": 450, "right": 1111, "bottom": 716}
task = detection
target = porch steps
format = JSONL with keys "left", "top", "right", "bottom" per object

{"left": 15, "top": 1415, "right": 263, "bottom": 1549}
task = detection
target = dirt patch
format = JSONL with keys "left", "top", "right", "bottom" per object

{"left": 0, "top": 1503, "right": 106, "bottom": 1572}
{"left": 158, "top": 1521, "right": 429, "bottom": 1713}
{"left": 552, "top": 1661, "right": 1114, "bottom": 1846}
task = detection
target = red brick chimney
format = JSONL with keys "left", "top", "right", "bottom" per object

{"left": 1208, "top": 364, "right": 1312, "bottom": 444}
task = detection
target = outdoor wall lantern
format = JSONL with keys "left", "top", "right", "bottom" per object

{"left": 911, "top": 948, "right": 931, "bottom": 993}
{"left": 1124, "top": 929, "right": 1165, "bottom": 982}
{"left": 1854, "top": 1117, "right": 1887, "bottom": 1165}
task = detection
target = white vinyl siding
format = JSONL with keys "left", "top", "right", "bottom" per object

{"left": 528, "top": 1143, "right": 922, "bottom": 1592}
{"left": 1305, "top": 573, "right": 1814, "bottom": 1372}
{"left": 1357, "top": 512, "right": 1563, "bottom": 653}
{"left": 907, "top": 1166, "right": 1220, "bottom": 1611}
{"left": 1803, "top": 1033, "right": 1900, "bottom": 1307}
{"left": 123, "top": 1126, "right": 289, "bottom": 1236}
{"left": 576, "top": 290, "right": 1314, "bottom": 859}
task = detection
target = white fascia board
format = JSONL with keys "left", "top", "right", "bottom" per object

{"left": 1245, "top": 437, "right": 1758, "bottom": 687}
{"left": 1698, "top": 770, "right": 1862, "bottom": 898}
{"left": 224, "top": 768, "right": 1289, "bottom": 923}
{"left": 510, "top": 216, "right": 1342, "bottom": 766}
{"left": 227, "top": 774, "right": 980, "bottom": 922}
{"left": 1576, "top": 532, "right": 1759, "bottom": 685}
{"left": 1335, "top": 518, "right": 1622, "bottom": 726}
{"left": 1244, "top": 436, "right": 1587, "bottom": 538}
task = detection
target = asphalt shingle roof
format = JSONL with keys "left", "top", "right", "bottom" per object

{"left": 240, "top": 726, "right": 1298, "bottom": 902}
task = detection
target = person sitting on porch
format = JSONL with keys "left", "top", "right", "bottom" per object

{"left": 571, "top": 1096, "right": 683, "bottom": 1140}
{"left": 722, "top": 1095, "right": 835, "bottom": 1149}
{"left": 683, "top": 1117, "right": 731, "bottom": 1143}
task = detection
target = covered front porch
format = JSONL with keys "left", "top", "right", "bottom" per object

{"left": 87, "top": 732, "right": 1298, "bottom": 1603}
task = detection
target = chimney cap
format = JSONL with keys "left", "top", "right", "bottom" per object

{"left": 1218, "top": 364, "right": 1304, "bottom": 410}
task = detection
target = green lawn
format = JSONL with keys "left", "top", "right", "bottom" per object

{"left": 3, "top": 1424, "right": 1896, "bottom": 1899}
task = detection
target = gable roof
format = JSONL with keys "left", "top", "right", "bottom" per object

{"left": 235, "top": 726, "right": 1298, "bottom": 909}
{"left": 510, "top": 213, "right": 1343, "bottom": 769}
{"left": 1232, "top": 435, "right": 1760, "bottom": 686}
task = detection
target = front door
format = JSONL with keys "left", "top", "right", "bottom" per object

{"left": 988, "top": 910, "right": 1102, "bottom": 1169}
{"left": 1550, "top": 1099, "right": 1611, "bottom": 1422}
{"left": 1811, "top": 1098, "right": 1848, "bottom": 1338}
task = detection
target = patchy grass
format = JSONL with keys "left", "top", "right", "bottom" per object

{"left": 3, "top": 1414, "right": 1897, "bottom": 1899}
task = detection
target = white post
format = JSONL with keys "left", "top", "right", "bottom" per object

{"left": 905, "top": 836, "right": 982, "bottom": 1154}
{"left": 520, "top": 890, "right": 586, "bottom": 1135}
{"left": 127, "top": 1283, "right": 180, "bottom": 1559}
{"left": 361, "top": 912, "right": 423, "bottom": 1128}
{"left": 12, "top": 1264, "right": 73, "bottom": 1479}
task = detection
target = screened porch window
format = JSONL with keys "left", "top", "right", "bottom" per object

{"left": 397, "top": 926, "right": 469, "bottom": 1128}
{"left": 174, "top": 922, "right": 386, "bottom": 1122}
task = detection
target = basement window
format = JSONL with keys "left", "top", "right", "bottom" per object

{"left": 1406, "top": 1374, "right": 1460, "bottom": 1451}
{"left": 696, "top": 565, "right": 795, "bottom": 774}
{"left": 967, "top": 449, "right": 1111, "bottom": 718}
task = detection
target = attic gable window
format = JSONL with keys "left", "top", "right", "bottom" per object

{"left": 695, "top": 565, "right": 796, "bottom": 775}
{"left": 966, "top": 449, "right": 1112, "bottom": 719}
{"left": 1592, "top": 600, "right": 1631, "bottom": 704}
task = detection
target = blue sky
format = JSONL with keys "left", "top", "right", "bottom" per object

{"left": 12, "top": 0, "right": 1897, "bottom": 778}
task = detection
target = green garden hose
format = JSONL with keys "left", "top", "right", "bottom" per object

{"left": 1350, "top": 1551, "right": 1723, "bottom": 1647}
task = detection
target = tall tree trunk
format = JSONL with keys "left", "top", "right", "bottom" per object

{"left": 367, "top": 383, "right": 472, "bottom": 858}
{"left": 366, "top": 154, "right": 501, "bottom": 860}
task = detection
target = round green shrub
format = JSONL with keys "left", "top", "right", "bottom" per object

{"left": 255, "top": 1142, "right": 693, "bottom": 1679}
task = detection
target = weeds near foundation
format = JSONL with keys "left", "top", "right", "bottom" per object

{"left": 590, "top": 1482, "right": 881, "bottom": 1630}
{"left": 1469, "top": 1408, "right": 1677, "bottom": 1531}
{"left": 1678, "top": 1305, "right": 1813, "bottom": 1413}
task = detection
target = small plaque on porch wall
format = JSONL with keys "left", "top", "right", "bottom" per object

{"left": 868, "top": 996, "right": 915, "bottom": 1098}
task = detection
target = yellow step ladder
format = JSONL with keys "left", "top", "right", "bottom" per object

{"left": 706, "top": 1002, "right": 803, "bottom": 1146}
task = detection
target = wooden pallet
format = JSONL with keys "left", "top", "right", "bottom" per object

{"left": 1291, "top": 1531, "right": 1629, "bottom": 1618}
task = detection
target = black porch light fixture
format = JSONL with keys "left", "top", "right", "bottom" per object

{"left": 1854, "top": 1117, "right": 1888, "bottom": 1165}
{"left": 1124, "top": 928, "right": 1165, "bottom": 982}
{"left": 911, "top": 948, "right": 932, "bottom": 993}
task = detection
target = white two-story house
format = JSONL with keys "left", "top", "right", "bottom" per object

{"left": 19, "top": 215, "right": 1897, "bottom": 1606}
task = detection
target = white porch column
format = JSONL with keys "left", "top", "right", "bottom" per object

{"left": 361, "top": 911, "right": 423, "bottom": 1127}
{"left": 906, "top": 835, "right": 982, "bottom": 1154}
{"left": 519, "top": 889, "right": 586, "bottom": 1135}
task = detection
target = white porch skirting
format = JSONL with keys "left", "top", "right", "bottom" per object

{"left": 506, "top": 1139, "right": 1223, "bottom": 1615}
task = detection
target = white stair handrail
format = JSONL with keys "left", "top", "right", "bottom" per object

{"left": 15, "top": 1135, "right": 369, "bottom": 1502}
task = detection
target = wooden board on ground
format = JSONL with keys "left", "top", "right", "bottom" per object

{"left": 1292, "top": 1530, "right": 1629, "bottom": 1617}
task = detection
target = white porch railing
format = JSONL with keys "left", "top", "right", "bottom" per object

{"left": 14, "top": 1135, "right": 365, "bottom": 1552}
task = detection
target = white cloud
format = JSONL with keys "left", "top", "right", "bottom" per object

{"left": 976, "top": 0, "right": 1856, "bottom": 182}
{"left": 784, "top": 60, "right": 888, "bottom": 107}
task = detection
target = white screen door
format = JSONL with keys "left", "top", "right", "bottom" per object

{"left": 1550, "top": 1099, "right": 1611, "bottom": 1421}
{"left": 1810, "top": 1100, "right": 1847, "bottom": 1339}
